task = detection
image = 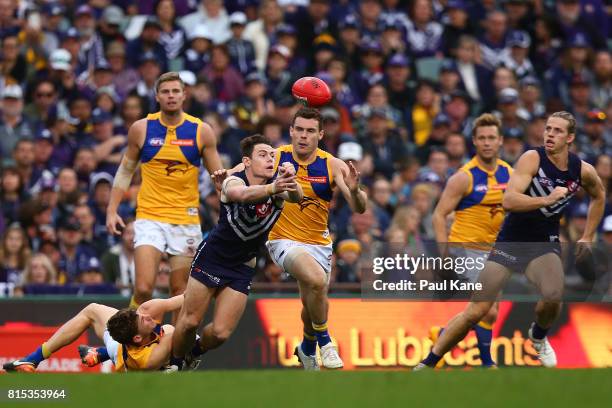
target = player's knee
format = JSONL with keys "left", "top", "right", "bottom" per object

{"left": 464, "top": 303, "right": 490, "bottom": 325}
{"left": 303, "top": 273, "right": 327, "bottom": 293}
{"left": 484, "top": 306, "right": 498, "bottom": 323}
{"left": 134, "top": 281, "right": 154, "bottom": 299}
{"left": 539, "top": 287, "right": 563, "bottom": 303}
{"left": 180, "top": 311, "right": 201, "bottom": 331}
{"left": 538, "top": 300, "right": 562, "bottom": 315}
{"left": 211, "top": 326, "right": 232, "bottom": 344}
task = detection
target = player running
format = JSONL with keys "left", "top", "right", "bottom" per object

{"left": 106, "top": 72, "right": 222, "bottom": 316}
{"left": 266, "top": 107, "right": 367, "bottom": 370}
{"left": 430, "top": 113, "right": 512, "bottom": 368}
{"left": 3, "top": 295, "right": 184, "bottom": 372}
{"left": 416, "top": 111, "right": 605, "bottom": 370}
{"left": 169, "top": 135, "right": 303, "bottom": 370}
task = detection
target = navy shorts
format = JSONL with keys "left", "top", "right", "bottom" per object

{"left": 487, "top": 241, "right": 561, "bottom": 273}
{"left": 190, "top": 259, "right": 255, "bottom": 295}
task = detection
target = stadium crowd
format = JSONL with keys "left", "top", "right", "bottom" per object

{"left": 0, "top": 0, "right": 610, "bottom": 297}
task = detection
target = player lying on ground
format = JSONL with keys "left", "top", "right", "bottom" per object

{"left": 3, "top": 295, "right": 185, "bottom": 372}
{"left": 169, "top": 135, "right": 303, "bottom": 370}
{"left": 415, "top": 112, "right": 605, "bottom": 370}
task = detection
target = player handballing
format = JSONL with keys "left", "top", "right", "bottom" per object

{"left": 3, "top": 295, "right": 184, "bottom": 372}
{"left": 266, "top": 107, "right": 367, "bottom": 370}
{"left": 106, "top": 72, "right": 222, "bottom": 317}
{"left": 169, "top": 135, "right": 303, "bottom": 370}
{"left": 416, "top": 111, "right": 605, "bottom": 369}
{"left": 430, "top": 114, "right": 512, "bottom": 368}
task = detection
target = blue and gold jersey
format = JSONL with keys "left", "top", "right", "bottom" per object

{"left": 449, "top": 157, "right": 513, "bottom": 243}
{"left": 269, "top": 145, "right": 334, "bottom": 245}
{"left": 137, "top": 112, "right": 203, "bottom": 225}
{"left": 115, "top": 323, "right": 163, "bottom": 372}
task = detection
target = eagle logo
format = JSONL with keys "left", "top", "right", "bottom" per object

{"left": 298, "top": 196, "right": 326, "bottom": 212}
{"left": 157, "top": 159, "right": 189, "bottom": 176}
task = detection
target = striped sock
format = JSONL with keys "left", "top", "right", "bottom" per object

{"left": 422, "top": 351, "right": 442, "bottom": 367}
{"left": 300, "top": 332, "right": 317, "bottom": 356}
{"left": 25, "top": 343, "right": 51, "bottom": 366}
{"left": 96, "top": 347, "right": 110, "bottom": 363}
{"left": 531, "top": 322, "right": 549, "bottom": 340}
{"left": 312, "top": 322, "right": 331, "bottom": 348}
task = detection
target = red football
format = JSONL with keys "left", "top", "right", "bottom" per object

{"left": 291, "top": 76, "right": 332, "bottom": 107}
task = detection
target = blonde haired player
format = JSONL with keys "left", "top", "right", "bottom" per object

{"left": 430, "top": 113, "right": 512, "bottom": 368}
{"left": 106, "top": 72, "right": 222, "bottom": 315}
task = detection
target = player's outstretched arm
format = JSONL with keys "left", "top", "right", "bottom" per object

{"left": 145, "top": 324, "right": 175, "bottom": 370}
{"left": 332, "top": 158, "right": 367, "bottom": 213}
{"left": 223, "top": 171, "right": 298, "bottom": 204}
{"left": 274, "top": 162, "right": 303, "bottom": 203}
{"left": 137, "top": 295, "right": 185, "bottom": 322}
{"left": 432, "top": 171, "right": 469, "bottom": 244}
{"left": 107, "top": 119, "right": 144, "bottom": 235}
{"left": 503, "top": 150, "right": 567, "bottom": 212}
{"left": 578, "top": 162, "right": 605, "bottom": 242}
{"left": 200, "top": 122, "right": 223, "bottom": 174}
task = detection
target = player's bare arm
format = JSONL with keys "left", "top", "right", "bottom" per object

{"left": 137, "top": 294, "right": 185, "bottom": 322}
{"left": 199, "top": 122, "right": 223, "bottom": 174}
{"left": 274, "top": 162, "right": 303, "bottom": 203}
{"left": 145, "top": 324, "right": 175, "bottom": 369}
{"left": 222, "top": 171, "right": 300, "bottom": 204}
{"left": 106, "top": 118, "right": 146, "bottom": 235}
{"left": 578, "top": 162, "right": 605, "bottom": 243}
{"left": 432, "top": 171, "right": 470, "bottom": 243}
{"left": 332, "top": 158, "right": 367, "bottom": 214}
{"left": 503, "top": 150, "right": 567, "bottom": 212}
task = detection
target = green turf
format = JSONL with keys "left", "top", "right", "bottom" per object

{"left": 0, "top": 369, "right": 610, "bottom": 408}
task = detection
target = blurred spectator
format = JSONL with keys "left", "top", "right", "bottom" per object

{"left": 12, "top": 140, "right": 35, "bottom": 191}
{"left": 441, "top": 0, "right": 476, "bottom": 56}
{"left": 293, "top": 0, "right": 337, "bottom": 59}
{"left": 408, "top": 183, "right": 436, "bottom": 240}
{"left": 74, "top": 204, "right": 107, "bottom": 257}
{"left": 74, "top": 147, "right": 97, "bottom": 191}
{"left": 126, "top": 17, "right": 168, "bottom": 72}
{"left": 411, "top": 80, "right": 439, "bottom": 146}
{"left": 107, "top": 41, "right": 139, "bottom": 101}
{"left": 576, "top": 110, "right": 611, "bottom": 164}
{"left": 337, "top": 15, "right": 361, "bottom": 71}
{"left": 501, "top": 30, "right": 535, "bottom": 80}
{"left": 456, "top": 35, "right": 492, "bottom": 106}
{"left": 89, "top": 172, "right": 114, "bottom": 246}
{"left": 76, "top": 257, "right": 104, "bottom": 285}
{"left": 85, "top": 108, "right": 126, "bottom": 174}
{"left": 99, "top": 6, "right": 126, "bottom": 49}
{"left": 444, "top": 90, "right": 473, "bottom": 136}
{"left": 417, "top": 112, "right": 451, "bottom": 164}
{"left": 227, "top": 12, "right": 256, "bottom": 76}
{"left": 326, "top": 57, "right": 358, "bottom": 109}
{"left": 56, "top": 167, "right": 80, "bottom": 222}
{"left": 132, "top": 51, "right": 162, "bottom": 113}
{"left": 156, "top": 0, "right": 187, "bottom": 62}
{"left": 517, "top": 76, "right": 545, "bottom": 121}
{"left": 181, "top": 0, "right": 231, "bottom": 44}
{"left": 265, "top": 44, "right": 294, "bottom": 101}
{"left": 1, "top": 167, "right": 30, "bottom": 225}
{"left": 0, "top": 85, "right": 33, "bottom": 167}
{"left": 405, "top": 0, "right": 443, "bottom": 58}
{"left": 205, "top": 112, "right": 247, "bottom": 167}
{"left": 502, "top": 0, "right": 533, "bottom": 32}
{"left": 357, "top": 0, "right": 383, "bottom": 40}
{"left": 371, "top": 178, "right": 394, "bottom": 225}
{"left": 479, "top": 10, "right": 509, "bottom": 70}
{"left": 13, "top": 253, "right": 57, "bottom": 296}
{"left": 551, "top": 0, "right": 606, "bottom": 51}
{"left": 495, "top": 88, "right": 529, "bottom": 135}
{"left": 74, "top": 5, "right": 105, "bottom": 75}
{"left": 359, "top": 107, "right": 412, "bottom": 179}
{"left": 23, "top": 80, "right": 59, "bottom": 130}
{"left": 101, "top": 219, "right": 135, "bottom": 296}
{"left": 445, "top": 132, "right": 469, "bottom": 171}
{"left": 591, "top": 50, "right": 611, "bottom": 111}
{"left": 203, "top": 44, "right": 245, "bottom": 103}
{"left": 567, "top": 72, "right": 594, "bottom": 129}
{"left": 0, "top": 224, "right": 31, "bottom": 292}
{"left": 56, "top": 216, "right": 96, "bottom": 284}
{"left": 231, "top": 72, "right": 272, "bottom": 133}
{"left": 418, "top": 148, "right": 450, "bottom": 189}
{"left": 389, "top": 205, "right": 424, "bottom": 254}
{"left": 1, "top": 34, "right": 27, "bottom": 84}
{"left": 385, "top": 54, "right": 414, "bottom": 118}
{"left": 594, "top": 154, "right": 611, "bottom": 202}
{"left": 243, "top": 0, "right": 284, "bottom": 71}
{"left": 184, "top": 24, "right": 213, "bottom": 74}
{"left": 334, "top": 239, "right": 361, "bottom": 283}
{"left": 438, "top": 60, "right": 462, "bottom": 103}
{"left": 380, "top": 17, "right": 407, "bottom": 56}
{"left": 501, "top": 127, "right": 526, "bottom": 166}
{"left": 602, "top": 215, "right": 612, "bottom": 245}
{"left": 391, "top": 158, "right": 421, "bottom": 205}
{"left": 256, "top": 115, "right": 286, "bottom": 149}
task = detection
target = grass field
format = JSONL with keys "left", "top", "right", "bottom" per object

{"left": 1, "top": 369, "right": 610, "bottom": 408}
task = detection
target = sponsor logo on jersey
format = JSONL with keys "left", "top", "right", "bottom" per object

{"left": 491, "top": 183, "right": 508, "bottom": 190}
{"left": 170, "top": 139, "right": 195, "bottom": 146}
{"left": 149, "top": 138, "right": 164, "bottom": 146}
{"left": 187, "top": 207, "right": 198, "bottom": 216}
{"left": 566, "top": 180, "right": 579, "bottom": 193}
{"left": 537, "top": 177, "right": 553, "bottom": 188}
{"left": 255, "top": 202, "right": 273, "bottom": 218}
{"left": 300, "top": 176, "right": 328, "bottom": 184}
{"left": 475, "top": 184, "right": 488, "bottom": 192}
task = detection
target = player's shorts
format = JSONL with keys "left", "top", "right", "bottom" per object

{"left": 134, "top": 219, "right": 202, "bottom": 257}
{"left": 266, "top": 239, "right": 333, "bottom": 275}
{"left": 448, "top": 247, "right": 489, "bottom": 283}
{"left": 190, "top": 246, "right": 255, "bottom": 295}
{"left": 487, "top": 241, "right": 561, "bottom": 273}
{"left": 103, "top": 330, "right": 120, "bottom": 365}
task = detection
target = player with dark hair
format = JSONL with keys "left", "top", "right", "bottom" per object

{"left": 169, "top": 135, "right": 303, "bottom": 370}
{"left": 430, "top": 113, "right": 513, "bottom": 368}
{"left": 416, "top": 111, "right": 605, "bottom": 370}
{"left": 265, "top": 107, "right": 367, "bottom": 370}
{"left": 3, "top": 295, "right": 184, "bottom": 372}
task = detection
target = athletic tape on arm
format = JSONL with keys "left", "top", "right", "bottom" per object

{"left": 113, "top": 158, "right": 138, "bottom": 190}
